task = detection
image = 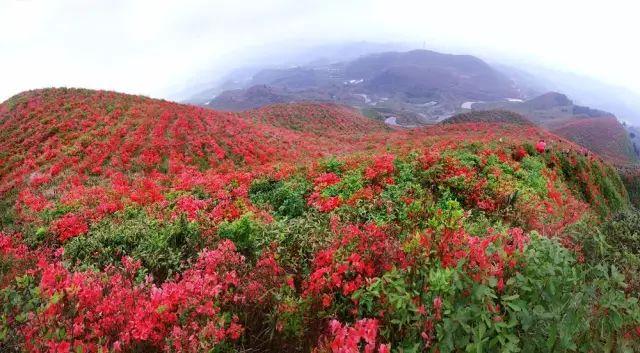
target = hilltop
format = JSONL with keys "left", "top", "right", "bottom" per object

{"left": 1, "top": 88, "right": 639, "bottom": 353}
{"left": 520, "top": 91, "right": 573, "bottom": 110}
{"left": 441, "top": 110, "right": 534, "bottom": 126}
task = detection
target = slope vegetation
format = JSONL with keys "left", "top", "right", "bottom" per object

{"left": 1, "top": 88, "right": 638, "bottom": 353}
{"left": 547, "top": 116, "right": 638, "bottom": 166}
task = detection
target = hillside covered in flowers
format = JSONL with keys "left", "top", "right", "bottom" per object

{"left": 1, "top": 88, "right": 639, "bottom": 353}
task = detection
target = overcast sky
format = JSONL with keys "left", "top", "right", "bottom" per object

{"left": 1, "top": 0, "right": 639, "bottom": 102}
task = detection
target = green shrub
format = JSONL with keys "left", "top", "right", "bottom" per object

{"left": 620, "top": 170, "right": 640, "bottom": 207}
{"left": 319, "top": 156, "right": 345, "bottom": 174}
{"left": 64, "top": 209, "right": 202, "bottom": 282}
{"left": 0, "top": 275, "right": 41, "bottom": 348}
{"left": 217, "top": 214, "right": 263, "bottom": 257}
{"left": 258, "top": 212, "right": 333, "bottom": 276}
{"left": 504, "top": 234, "right": 590, "bottom": 352}
{"left": 0, "top": 189, "right": 16, "bottom": 230}
{"left": 515, "top": 156, "right": 547, "bottom": 195}
{"left": 602, "top": 210, "right": 640, "bottom": 256}
{"left": 322, "top": 169, "right": 364, "bottom": 200}
{"left": 574, "top": 209, "right": 640, "bottom": 290}
{"left": 354, "top": 233, "right": 640, "bottom": 353}
{"left": 505, "top": 234, "right": 640, "bottom": 353}
{"left": 250, "top": 178, "right": 309, "bottom": 219}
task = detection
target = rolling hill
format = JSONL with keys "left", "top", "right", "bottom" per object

{"left": 546, "top": 116, "right": 637, "bottom": 165}
{"left": 1, "top": 89, "right": 639, "bottom": 353}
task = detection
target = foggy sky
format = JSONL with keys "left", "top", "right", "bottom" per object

{"left": 1, "top": 0, "right": 639, "bottom": 102}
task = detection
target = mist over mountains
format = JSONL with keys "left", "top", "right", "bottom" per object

{"left": 175, "top": 41, "right": 412, "bottom": 104}
{"left": 180, "top": 42, "right": 640, "bottom": 128}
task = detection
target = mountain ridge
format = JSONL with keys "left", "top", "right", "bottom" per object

{"left": 204, "top": 49, "right": 520, "bottom": 117}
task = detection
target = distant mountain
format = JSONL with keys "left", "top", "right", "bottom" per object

{"left": 201, "top": 49, "right": 521, "bottom": 124}
{"left": 473, "top": 92, "right": 612, "bottom": 120}
{"left": 178, "top": 41, "right": 411, "bottom": 104}
{"left": 345, "top": 50, "right": 517, "bottom": 100}
{"left": 208, "top": 85, "right": 293, "bottom": 111}
{"left": 495, "top": 63, "right": 640, "bottom": 125}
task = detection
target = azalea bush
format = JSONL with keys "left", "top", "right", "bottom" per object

{"left": 0, "top": 88, "right": 639, "bottom": 352}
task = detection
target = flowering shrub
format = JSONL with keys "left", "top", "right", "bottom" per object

{"left": 315, "top": 318, "right": 389, "bottom": 353}
{"left": 304, "top": 223, "right": 403, "bottom": 304}
{"left": 364, "top": 154, "right": 395, "bottom": 181}
{"left": 51, "top": 212, "right": 88, "bottom": 242}
{"left": 0, "top": 232, "right": 34, "bottom": 286}
{"left": 0, "top": 88, "right": 638, "bottom": 352}
{"left": 5, "top": 241, "right": 250, "bottom": 353}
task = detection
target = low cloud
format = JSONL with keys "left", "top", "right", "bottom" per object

{"left": 1, "top": 0, "right": 638, "bottom": 101}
